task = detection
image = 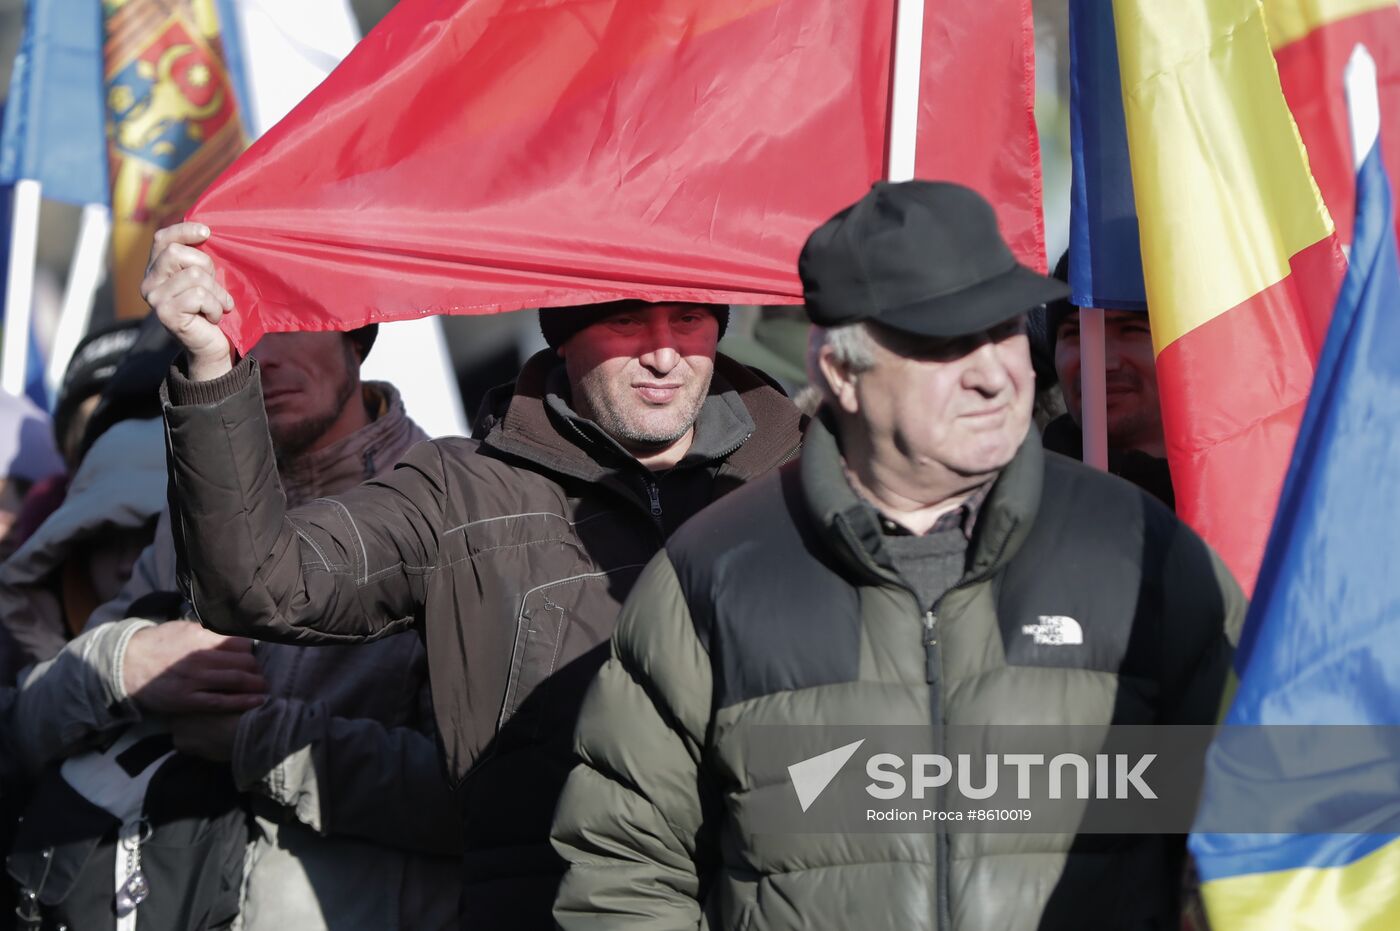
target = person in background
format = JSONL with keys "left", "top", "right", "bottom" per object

{"left": 0, "top": 392, "right": 65, "bottom": 561}
{"left": 1034, "top": 250, "right": 1173, "bottom": 508}
{"left": 7, "top": 314, "right": 463, "bottom": 930}
{"left": 1, "top": 319, "right": 148, "bottom": 562}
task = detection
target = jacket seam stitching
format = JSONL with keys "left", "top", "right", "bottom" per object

{"left": 442, "top": 510, "right": 611, "bottom": 536}
{"left": 326, "top": 498, "right": 369, "bottom": 583}
{"left": 293, "top": 525, "right": 332, "bottom": 572}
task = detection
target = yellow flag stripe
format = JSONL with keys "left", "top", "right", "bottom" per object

{"left": 1201, "top": 837, "right": 1400, "bottom": 930}
{"left": 1262, "top": 0, "right": 1398, "bottom": 50}
{"left": 1112, "top": 0, "right": 1335, "bottom": 353}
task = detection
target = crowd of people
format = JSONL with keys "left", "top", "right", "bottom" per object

{"left": 0, "top": 180, "right": 1240, "bottom": 930}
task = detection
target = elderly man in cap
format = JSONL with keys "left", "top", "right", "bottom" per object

{"left": 550, "top": 181, "right": 1244, "bottom": 930}
{"left": 144, "top": 221, "right": 806, "bottom": 930}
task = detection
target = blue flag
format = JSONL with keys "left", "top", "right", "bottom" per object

{"left": 1067, "top": 0, "right": 1147, "bottom": 311}
{"left": 0, "top": 0, "right": 109, "bottom": 206}
{"left": 1188, "top": 48, "right": 1400, "bottom": 927}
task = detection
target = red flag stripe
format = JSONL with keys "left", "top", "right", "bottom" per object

{"left": 1156, "top": 234, "right": 1342, "bottom": 591}
{"left": 1273, "top": 5, "right": 1400, "bottom": 246}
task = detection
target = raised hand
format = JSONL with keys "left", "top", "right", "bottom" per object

{"left": 141, "top": 222, "right": 236, "bottom": 381}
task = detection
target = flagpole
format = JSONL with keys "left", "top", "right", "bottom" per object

{"left": 886, "top": 0, "right": 926, "bottom": 181}
{"left": 47, "top": 202, "right": 112, "bottom": 402}
{"left": 2, "top": 178, "right": 43, "bottom": 398}
{"left": 1080, "top": 308, "right": 1109, "bottom": 469}
{"left": 1345, "top": 45, "right": 1379, "bottom": 172}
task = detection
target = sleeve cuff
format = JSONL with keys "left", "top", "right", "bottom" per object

{"left": 163, "top": 354, "right": 256, "bottom": 406}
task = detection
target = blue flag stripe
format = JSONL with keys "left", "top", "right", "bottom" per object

{"left": 1068, "top": 0, "right": 1148, "bottom": 311}
{"left": 0, "top": 0, "right": 108, "bottom": 206}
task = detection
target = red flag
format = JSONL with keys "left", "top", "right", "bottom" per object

{"left": 1267, "top": 0, "right": 1400, "bottom": 247}
{"left": 188, "top": 0, "right": 1042, "bottom": 352}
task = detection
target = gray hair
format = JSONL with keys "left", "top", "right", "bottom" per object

{"left": 821, "top": 322, "right": 877, "bottom": 373}
{"left": 809, "top": 323, "right": 877, "bottom": 404}
{"left": 812, "top": 322, "right": 873, "bottom": 406}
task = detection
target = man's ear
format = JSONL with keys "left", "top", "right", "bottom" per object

{"left": 817, "top": 344, "right": 860, "bottom": 415}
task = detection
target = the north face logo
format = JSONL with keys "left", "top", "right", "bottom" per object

{"left": 1022, "top": 615, "right": 1084, "bottom": 646}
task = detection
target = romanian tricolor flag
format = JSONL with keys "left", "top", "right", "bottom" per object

{"left": 1112, "top": 0, "right": 1347, "bottom": 592}
{"left": 1266, "top": 0, "right": 1400, "bottom": 247}
{"left": 1190, "top": 45, "right": 1400, "bottom": 929}
{"left": 183, "top": 0, "right": 1043, "bottom": 353}
{"left": 103, "top": 0, "right": 245, "bottom": 317}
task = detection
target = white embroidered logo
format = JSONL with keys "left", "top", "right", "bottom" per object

{"left": 1022, "top": 615, "right": 1084, "bottom": 646}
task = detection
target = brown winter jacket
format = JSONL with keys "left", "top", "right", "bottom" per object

{"left": 161, "top": 349, "right": 806, "bottom": 929}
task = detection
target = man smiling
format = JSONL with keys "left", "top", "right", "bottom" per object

{"left": 145, "top": 221, "right": 806, "bottom": 929}
{"left": 1039, "top": 254, "right": 1173, "bottom": 507}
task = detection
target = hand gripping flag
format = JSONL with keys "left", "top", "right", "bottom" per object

{"left": 1112, "top": 0, "right": 1347, "bottom": 593}
{"left": 183, "top": 0, "right": 1044, "bottom": 353}
{"left": 1189, "top": 44, "right": 1400, "bottom": 930}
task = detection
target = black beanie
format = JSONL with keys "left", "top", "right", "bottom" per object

{"left": 348, "top": 323, "right": 378, "bottom": 360}
{"left": 1026, "top": 250, "right": 1075, "bottom": 388}
{"left": 538, "top": 301, "right": 729, "bottom": 349}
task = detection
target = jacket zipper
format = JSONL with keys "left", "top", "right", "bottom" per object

{"left": 922, "top": 605, "right": 952, "bottom": 930}
{"left": 645, "top": 479, "right": 663, "bottom": 520}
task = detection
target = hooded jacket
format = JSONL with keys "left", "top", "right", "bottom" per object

{"left": 0, "top": 417, "right": 166, "bottom": 679}
{"left": 160, "top": 349, "right": 806, "bottom": 929}
{"left": 551, "top": 415, "right": 1245, "bottom": 931}
{"left": 7, "top": 384, "right": 459, "bottom": 931}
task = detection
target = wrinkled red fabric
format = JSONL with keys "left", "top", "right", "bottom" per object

{"left": 1273, "top": 6, "right": 1400, "bottom": 249}
{"left": 188, "top": 0, "right": 1043, "bottom": 352}
{"left": 1157, "top": 235, "right": 1344, "bottom": 594}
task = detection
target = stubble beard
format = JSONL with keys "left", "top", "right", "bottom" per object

{"left": 271, "top": 373, "right": 361, "bottom": 462}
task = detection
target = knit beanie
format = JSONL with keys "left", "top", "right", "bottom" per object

{"left": 538, "top": 301, "right": 729, "bottom": 349}
{"left": 347, "top": 324, "right": 378, "bottom": 361}
{"left": 1026, "top": 250, "right": 1075, "bottom": 388}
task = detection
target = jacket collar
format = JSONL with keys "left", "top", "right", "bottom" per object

{"left": 279, "top": 382, "right": 429, "bottom": 508}
{"left": 480, "top": 350, "right": 805, "bottom": 485}
{"left": 800, "top": 409, "right": 1043, "bottom": 587}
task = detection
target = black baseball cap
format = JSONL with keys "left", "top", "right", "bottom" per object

{"left": 798, "top": 181, "right": 1069, "bottom": 338}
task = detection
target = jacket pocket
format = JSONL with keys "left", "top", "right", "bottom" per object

{"left": 498, "top": 564, "right": 646, "bottom": 737}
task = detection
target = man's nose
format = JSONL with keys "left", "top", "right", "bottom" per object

{"left": 963, "top": 341, "right": 1011, "bottom": 395}
{"left": 1104, "top": 339, "right": 1124, "bottom": 371}
{"left": 639, "top": 320, "right": 680, "bottom": 373}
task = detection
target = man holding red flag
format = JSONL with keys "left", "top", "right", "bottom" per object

{"left": 142, "top": 222, "right": 805, "bottom": 928}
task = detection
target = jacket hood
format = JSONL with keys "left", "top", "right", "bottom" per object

{"left": 0, "top": 417, "right": 167, "bottom": 665}
{"left": 277, "top": 381, "right": 429, "bottom": 507}
{"left": 479, "top": 350, "right": 804, "bottom": 485}
{"left": 800, "top": 410, "right": 1043, "bottom": 587}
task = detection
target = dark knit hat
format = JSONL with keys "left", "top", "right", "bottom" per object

{"left": 347, "top": 324, "right": 378, "bottom": 360}
{"left": 537, "top": 301, "right": 729, "bottom": 349}
{"left": 1026, "top": 249, "right": 1075, "bottom": 388}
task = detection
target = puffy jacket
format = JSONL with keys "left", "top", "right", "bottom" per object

{"left": 161, "top": 349, "right": 806, "bottom": 929}
{"left": 0, "top": 417, "right": 166, "bottom": 678}
{"left": 8, "top": 384, "right": 461, "bottom": 931}
{"left": 552, "top": 414, "right": 1246, "bottom": 931}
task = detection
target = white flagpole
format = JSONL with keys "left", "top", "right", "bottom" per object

{"left": 2, "top": 178, "right": 43, "bottom": 398}
{"left": 886, "top": 0, "right": 926, "bottom": 181}
{"left": 1079, "top": 307, "right": 1109, "bottom": 469}
{"left": 48, "top": 203, "right": 112, "bottom": 402}
{"left": 1345, "top": 44, "right": 1380, "bottom": 172}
